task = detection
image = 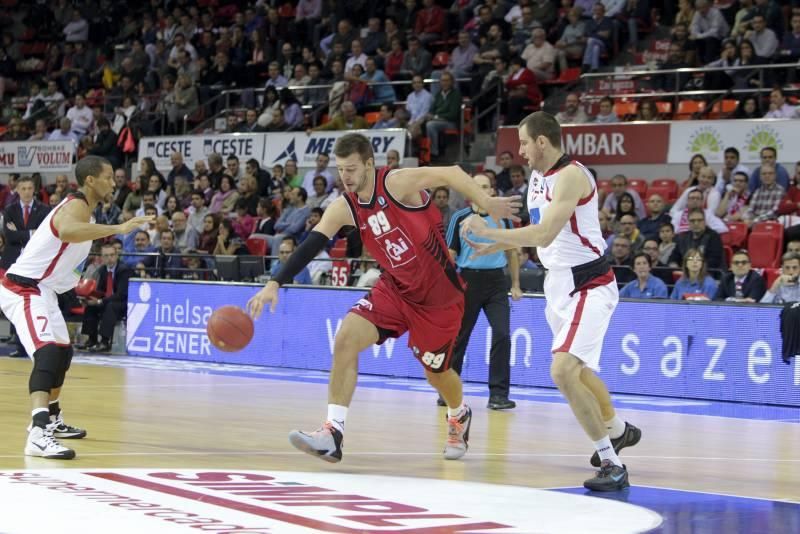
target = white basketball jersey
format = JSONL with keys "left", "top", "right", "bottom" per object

{"left": 527, "top": 157, "right": 605, "bottom": 271}
{"left": 7, "top": 193, "right": 94, "bottom": 293}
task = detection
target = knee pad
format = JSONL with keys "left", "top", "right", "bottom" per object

{"left": 29, "top": 344, "right": 64, "bottom": 394}
{"left": 53, "top": 346, "right": 74, "bottom": 388}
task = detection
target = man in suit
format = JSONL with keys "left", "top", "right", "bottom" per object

{"left": 2, "top": 176, "right": 51, "bottom": 357}
{"left": 714, "top": 250, "right": 767, "bottom": 302}
{"left": 79, "top": 244, "right": 133, "bottom": 353}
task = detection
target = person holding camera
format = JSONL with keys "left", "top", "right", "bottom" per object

{"left": 761, "top": 253, "right": 800, "bottom": 303}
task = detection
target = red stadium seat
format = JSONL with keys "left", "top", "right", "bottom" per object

{"left": 614, "top": 101, "right": 637, "bottom": 118}
{"left": 748, "top": 222, "right": 784, "bottom": 268}
{"left": 432, "top": 51, "right": 450, "bottom": 68}
{"left": 762, "top": 268, "right": 781, "bottom": 287}
{"left": 245, "top": 237, "right": 268, "bottom": 256}
{"left": 724, "top": 245, "right": 733, "bottom": 266}
{"left": 655, "top": 101, "right": 673, "bottom": 118}
{"left": 648, "top": 178, "right": 678, "bottom": 204}
{"left": 364, "top": 111, "right": 381, "bottom": 125}
{"left": 627, "top": 179, "right": 648, "bottom": 198}
{"left": 540, "top": 67, "right": 581, "bottom": 86}
{"left": 709, "top": 99, "right": 738, "bottom": 119}
{"left": 597, "top": 179, "right": 612, "bottom": 195}
{"left": 675, "top": 100, "right": 706, "bottom": 120}
{"left": 330, "top": 239, "right": 348, "bottom": 259}
{"left": 725, "top": 222, "right": 749, "bottom": 249}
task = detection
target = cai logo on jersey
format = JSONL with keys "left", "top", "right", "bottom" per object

{"left": 382, "top": 227, "right": 416, "bottom": 268}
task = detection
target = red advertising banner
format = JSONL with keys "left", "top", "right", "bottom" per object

{"left": 497, "top": 123, "right": 670, "bottom": 165}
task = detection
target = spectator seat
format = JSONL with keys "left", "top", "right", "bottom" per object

{"left": 725, "top": 221, "right": 749, "bottom": 249}
{"left": 245, "top": 237, "right": 269, "bottom": 256}
{"left": 432, "top": 51, "right": 450, "bottom": 68}
{"left": 709, "top": 99, "right": 738, "bottom": 119}
{"left": 748, "top": 222, "right": 784, "bottom": 268}
{"left": 647, "top": 178, "right": 678, "bottom": 204}
{"left": 762, "top": 267, "right": 781, "bottom": 287}
{"left": 675, "top": 100, "right": 706, "bottom": 120}
{"left": 628, "top": 178, "right": 648, "bottom": 198}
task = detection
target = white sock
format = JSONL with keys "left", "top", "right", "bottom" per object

{"left": 327, "top": 404, "right": 348, "bottom": 433}
{"left": 605, "top": 415, "right": 626, "bottom": 440}
{"left": 447, "top": 403, "right": 465, "bottom": 418}
{"left": 593, "top": 436, "right": 622, "bottom": 467}
{"left": 31, "top": 408, "right": 48, "bottom": 417}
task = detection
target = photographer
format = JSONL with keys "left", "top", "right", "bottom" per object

{"left": 761, "top": 253, "right": 800, "bottom": 304}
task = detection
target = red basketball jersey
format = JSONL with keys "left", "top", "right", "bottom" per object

{"left": 342, "top": 167, "right": 465, "bottom": 306}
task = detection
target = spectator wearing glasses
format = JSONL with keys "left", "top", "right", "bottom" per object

{"left": 671, "top": 188, "right": 728, "bottom": 235}
{"left": 669, "top": 208, "right": 726, "bottom": 271}
{"left": 619, "top": 253, "right": 669, "bottom": 299}
{"left": 761, "top": 253, "right": 800, "bottom": 304}
{"left": 671, "top": 248, "right": 718, "bottom": 300}
{"left": 716, "top": 171, "right": 751, "bottom": 223}
{"left": 609, "top": 235, "right": 636, "bottom": 285}
{"left": 714, "top": 250, "right": 766, "bottom": 302}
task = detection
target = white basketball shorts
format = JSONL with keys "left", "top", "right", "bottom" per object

{"left": 0, "top": 278, "right": 70, "bottom": 358}
{"left": 543, "top": 267, "right": 618, "bottom": 370}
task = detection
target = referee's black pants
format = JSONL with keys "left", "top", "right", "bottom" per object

{"left": 450, "top": 268, "right": 511, "bottom": 398}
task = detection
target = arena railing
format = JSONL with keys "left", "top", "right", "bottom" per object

{"left": 180, "top": 76, "right": 474, "bottom": 155}
{"left": 578, "top": 62, "right": 799, "bottom": 112}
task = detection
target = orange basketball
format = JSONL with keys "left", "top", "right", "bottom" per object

{"left": 207, "top": 305, "right": 254, "bottom": 352}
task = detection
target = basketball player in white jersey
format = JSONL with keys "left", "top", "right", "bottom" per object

{"left": 0, "top": 156, "right": 151, "bottom": 459}
{"left": 463, "top": 111, "right": 640, "bottom": 491}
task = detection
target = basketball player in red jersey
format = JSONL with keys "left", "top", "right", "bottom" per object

{"left": 463, "top": 112, "right": 641, "bottom": 491}
{"left": 248, "top": 134, "right": 520, "bottom": 463}
{"left": 0, "top": 156, "right": 152, "bottom": 459}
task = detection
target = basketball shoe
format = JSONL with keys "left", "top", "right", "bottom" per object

{"left": 443, "top": 405, "right": 472, "bottom": 460}
{"left": 25, "top": 424, "right": 76, "bottom": 459}
{"left": 288, "top": 422, "right": 343, "bottom": 463}
{"left": 26, "top": 413, "right": 87, "bottom": 439}
{"left": 583, "top": 460, "right": 629, "bottom": 491}
{"left": 589, "top": 422, "right": 641, "bottom": 467}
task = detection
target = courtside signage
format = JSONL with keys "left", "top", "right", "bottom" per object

{"left": 0, "top": 141, "right": 75, "bottom": 173}
{"left": 127, "top": 282, "right": 799, "bottom": 407}
{"left": 0, "top": 470, "right": 662, "bottom": 533}
{"left": 138, "top": 130, "right": 406, "bottom": 173}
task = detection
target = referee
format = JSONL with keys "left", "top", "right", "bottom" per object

{"left": 443, "top": 174, "right": 522, "bottom": 410}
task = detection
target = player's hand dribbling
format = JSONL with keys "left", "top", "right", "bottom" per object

{"left": 247, "top": 281, "right": 280, "bottom": 319}
{"left": 485, "top": 195, "right": 522, "bottom": 223}
{"left": 117, "top": 215, "right": 155, "bottom": 234}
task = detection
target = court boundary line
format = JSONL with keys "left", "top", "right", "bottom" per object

{"left": 542, "top": 484, "right": 800, "bottom": 506}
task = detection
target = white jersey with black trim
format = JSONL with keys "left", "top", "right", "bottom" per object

{"left": 527, "top": 157, "right": 605, "bottom": 271}
{"left": 6, "top": 193, "right": 94, "bottom": 293}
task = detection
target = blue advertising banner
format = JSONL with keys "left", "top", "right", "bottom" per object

{"left": 127, "top": 281, "right": 800, "bottom": 407}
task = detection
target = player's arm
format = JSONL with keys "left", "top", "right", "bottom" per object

{"left": 54, "top": 198, "right": 154, "bottom": 243}
{"left": 385, "top": 166, "right": 521, "bottom": 222}
{"left": 466, "top": 166, "right": 588, "bottom": 249}
{"left": 247, "top": 197, "right": 353, "bottom": 318}
{"left": 506, "top": 246, "right": 523, "bottom": 300}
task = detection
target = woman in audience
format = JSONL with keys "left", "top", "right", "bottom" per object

{"left": 671, "top": 248, "right": 718, "bottom": 300}
{"left": 273, "top": 88, "right": 304, "bottom": 131}
{"left": 683, "top": 153, "right": 708, "bottom": 189}
{"left": 232, "top": 198, "right": 256, "bottom": 239}
{"left": 209, "top": 175, "right": 239, "bottom": 215}
{"left": 146, "top": 173, "right": 168, "bottom": 209}
{"left": 253, "top": 198, "right": 277, "bottom": 236}
{"left": 732, "top": 39, "right": 767, "bottom": 90}
{"left": 613, "top": 192, "right": 637, "bottom": 224}
{"left": 214, "top": 219, "right": 247, "bottom": 256}
{"left": 257, "top": 86, "right": 281, "bottom": 129}
{"left": 163, "top": 195, "right": 180, "bottom": 220}
{"left": 734, "top": 96, "right": 761, "bottom": 119}
{"left": 599, "top": 210, "right": 614, "bottom": 240}
{"left": 635, "top": 100, "right": 658, "bottom": 121}
{"left": 619, "top": 253, "right": 669, "bottom": 299}
{"left": 198, "top": 214, "right": 219, "bottom": 254}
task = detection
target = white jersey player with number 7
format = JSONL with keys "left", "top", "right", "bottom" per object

{"left": 462, "top": 111, "right": 641, "bottom": 492}
{"left": 0, "top": 156, "right": 153, "bottom": 460}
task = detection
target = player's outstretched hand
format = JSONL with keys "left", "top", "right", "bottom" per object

{"left": 118, "top": 215, "right": 155, "bottom": 234}
{"left": 247, "top": 281, "right": 279, "bottom": 319}
{"left": 486, "top": 195, "right": 522, "bottom": 223}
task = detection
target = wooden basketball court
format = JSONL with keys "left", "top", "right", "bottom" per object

{"left": 0, "top": 355, "right": 798, "bottom": 533}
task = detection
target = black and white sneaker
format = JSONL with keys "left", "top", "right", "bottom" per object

{"left": 25, "top": 425, "right": 76, "bottom": 459}
{"left": 51, "top": 413, "right": 87, "bottom": 439}
{"left": 590, "top": 422, "right": 641, "bottom": 467}
{"left": 583, "top": 460, "right": 629, "bottom": 492}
